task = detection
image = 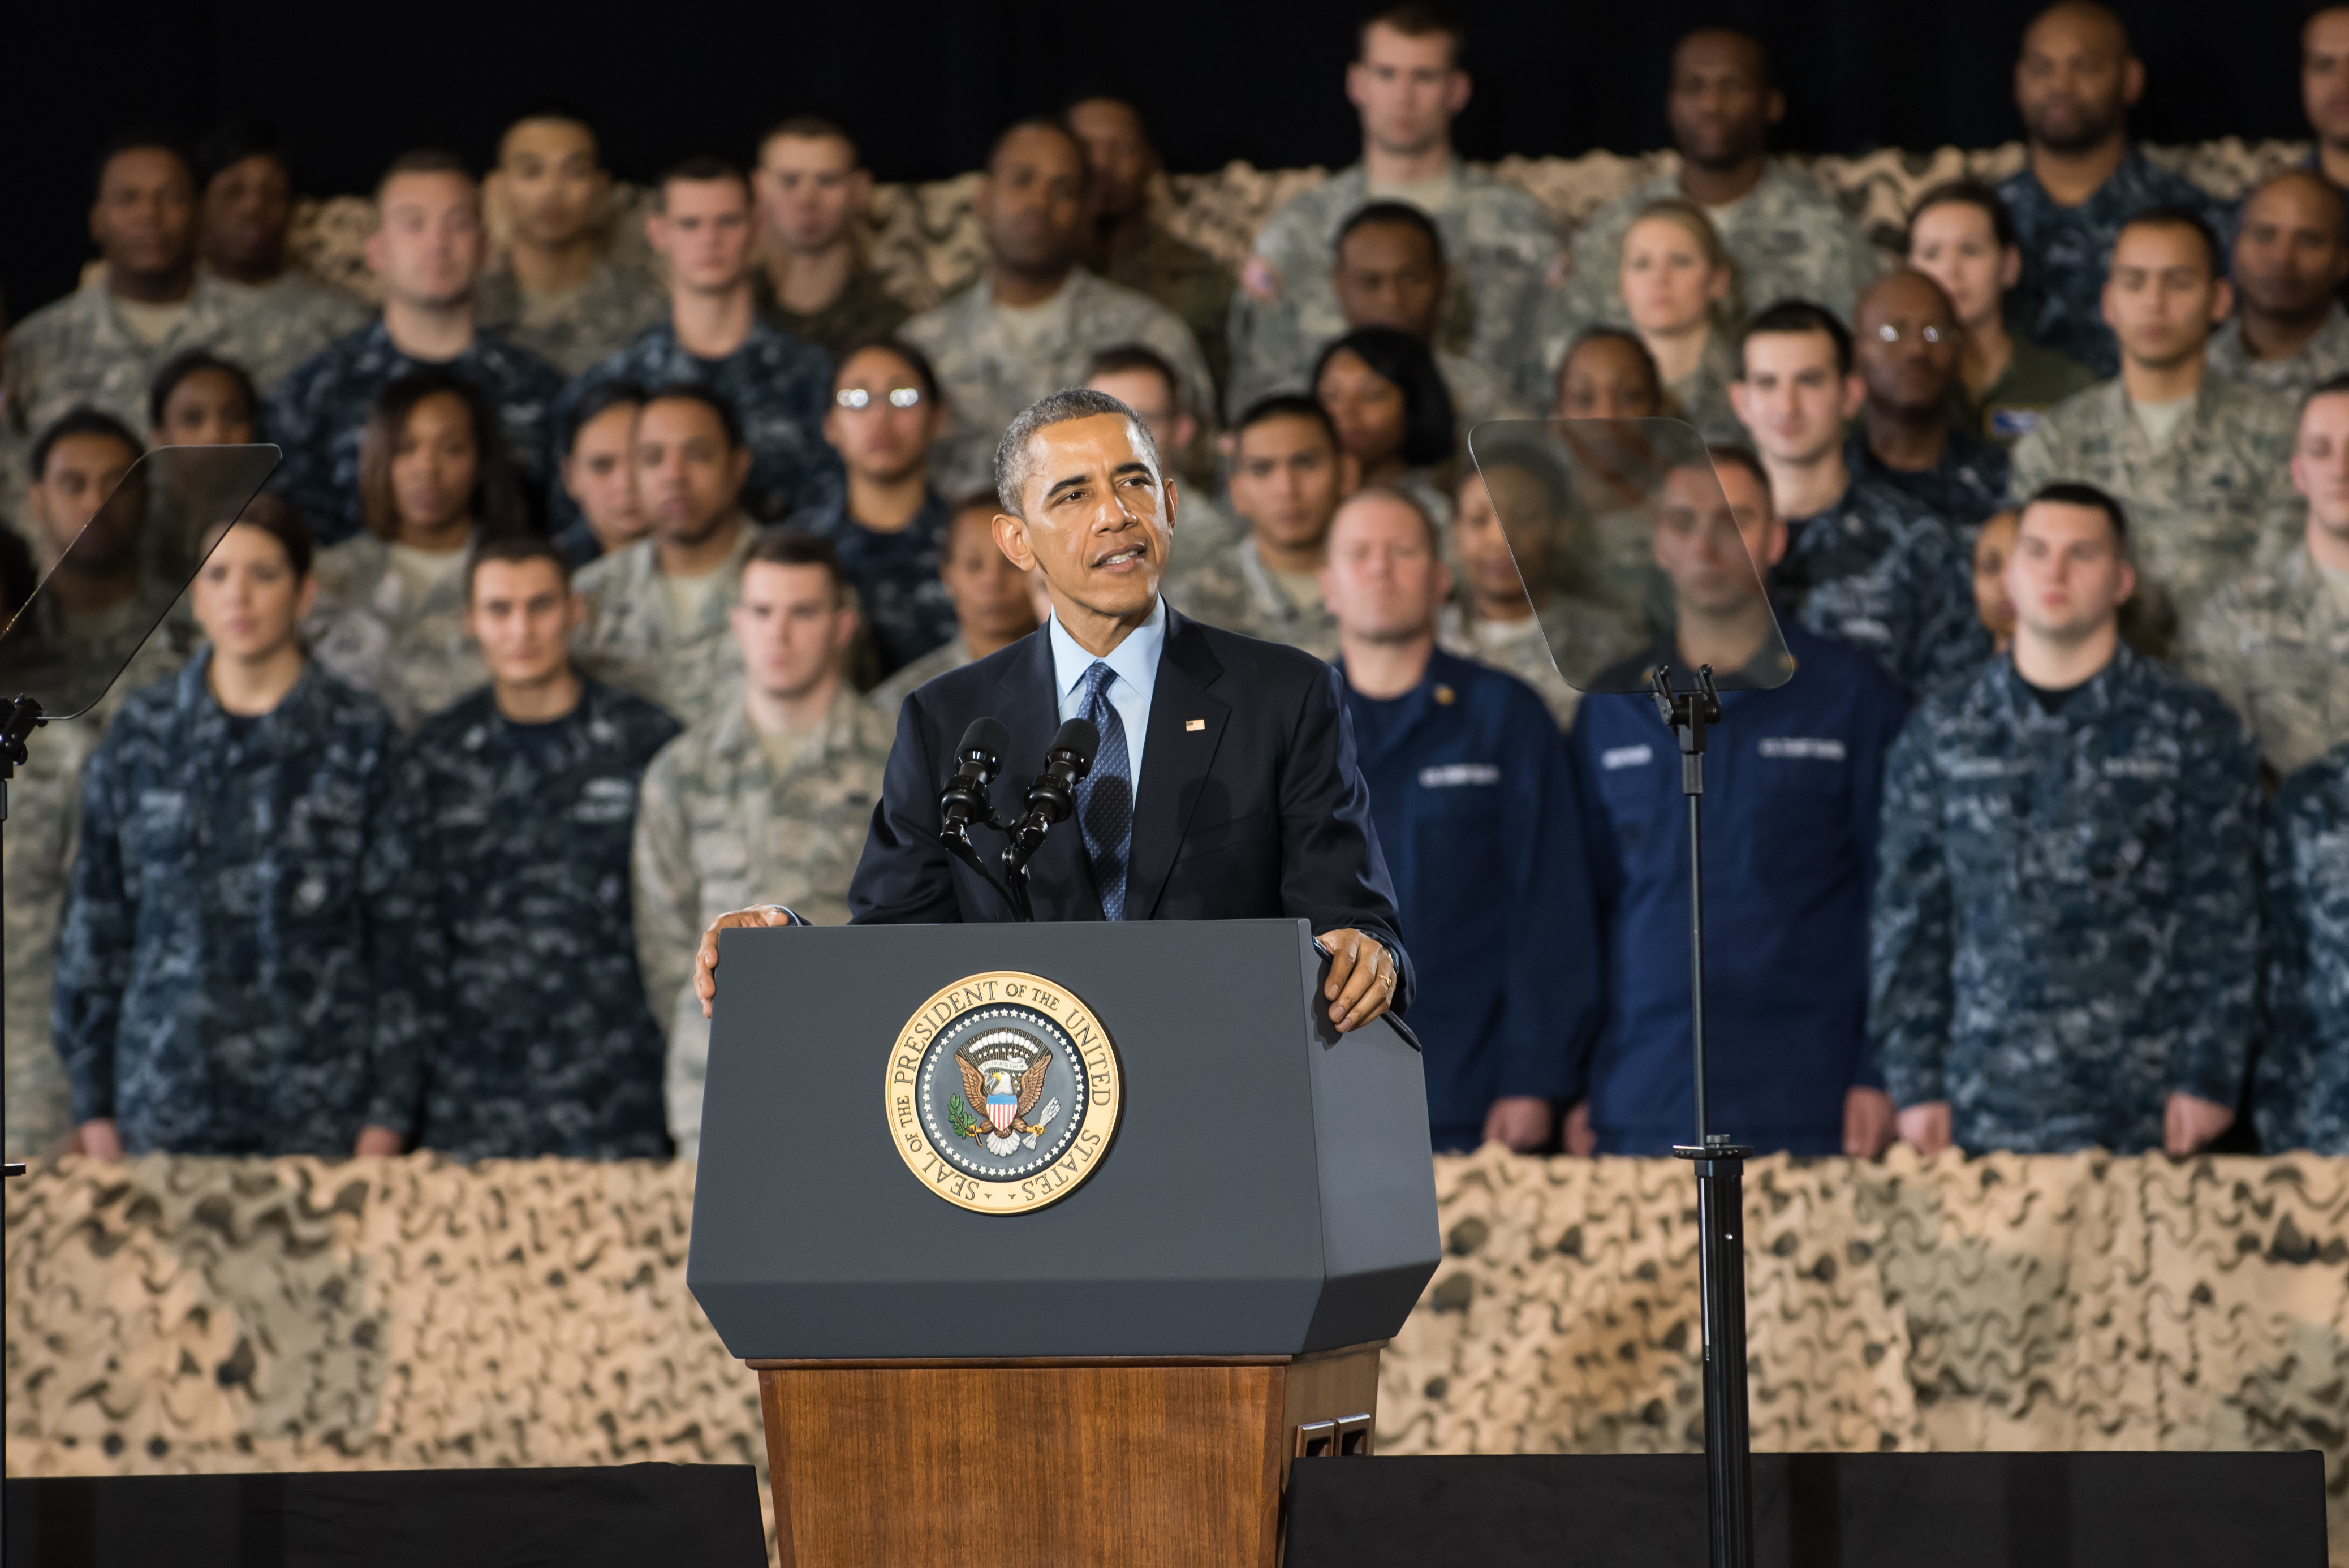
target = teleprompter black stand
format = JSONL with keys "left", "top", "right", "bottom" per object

{"left": 1651, "top": 662, "right": 1754, "bottom": 1568}
{"left": 0, "top": 692, "right": 41, "bottom": 1181}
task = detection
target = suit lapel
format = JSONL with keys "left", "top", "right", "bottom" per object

{"left": 994, "top": 628, "right": 1106, "bottom": 921}
{"left": 1124, "top": 610, "right": 1230, "bottom": 921}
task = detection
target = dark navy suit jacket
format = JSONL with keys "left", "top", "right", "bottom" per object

{"left": 850, "top": 606, "right": 1416, "bottom": 1011}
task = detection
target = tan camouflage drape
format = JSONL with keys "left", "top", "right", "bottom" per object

{"left": 282, "top": 140, "right": 2311, "bottom": 315}
{"left": 7, "top": 1147, "right": 2347, "bottom": 1564}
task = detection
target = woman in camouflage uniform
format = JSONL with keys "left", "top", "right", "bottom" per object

{"left": 307, "top": 368, "right": 529, "bottom": 729}
{"left": 54, "top": 501, "right": 422, "bottom": 1157}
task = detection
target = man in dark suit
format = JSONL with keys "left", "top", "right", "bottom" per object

{"left": 692, "top": 387, "right": 1411, "bottom": 1032}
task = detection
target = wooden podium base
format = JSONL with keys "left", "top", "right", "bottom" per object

{"left": 752, "top": 1342, "right": 1384, "bottom": 1567}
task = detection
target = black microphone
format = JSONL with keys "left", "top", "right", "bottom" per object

{"left": 1004, "top": 718, "right": 1099, "bottom": 869}
{"left": 939, "top": 716, "right": 1010, "bottom": 834}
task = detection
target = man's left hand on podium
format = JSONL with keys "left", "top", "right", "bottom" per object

{"left": 1318, "top": 927, "right": 1398, "bottom": 1033}
{"left": 694, "top": 906, "right": 801, "bottom": 1018}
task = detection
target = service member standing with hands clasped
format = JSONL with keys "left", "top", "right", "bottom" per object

{"left": 693, "top": 387, "right": 1413, "bottom": 1034}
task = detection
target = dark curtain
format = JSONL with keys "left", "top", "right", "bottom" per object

{"left": 0, "top": 0, "right": 2311, "bottom": 320}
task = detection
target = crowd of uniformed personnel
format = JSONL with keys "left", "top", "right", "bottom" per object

{"left": 0, "top": 1, "right": 2341, "bottom": 1168}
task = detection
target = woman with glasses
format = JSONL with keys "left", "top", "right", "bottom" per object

{"left": 785, "top": 337, "right": 958, "bottom": 680}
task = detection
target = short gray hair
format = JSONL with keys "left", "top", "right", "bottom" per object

{"left": 993, "top": 387, "right": 1164, "bottom": 516}
{"left": 1332, "top": 483, "right": 1440, "bottom": 555}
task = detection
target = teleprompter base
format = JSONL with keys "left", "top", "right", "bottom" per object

{"left": 752, "top": 1341, "right": 1383, "bottom": 1567}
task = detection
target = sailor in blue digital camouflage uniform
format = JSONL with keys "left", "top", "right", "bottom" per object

{"left": 1730, "top": 301, "right": 1992, "bottom": 699}
{"left": 54, "top": 502, "right": 423, "bottom": 1159}
{"left": 556, "top": 156, "right": 839, "bottom": 527}
{"left": 2257, "top": 743, "right": 2349, "bottom": 1155}
{"left": 1323, "top": 485, "right": 1600, "bottom": 1153}
{"left": 1994, "top": 3, "right": 2223, "bottom": 377}
{"left": 399, "top": 535, "right": 680, "bottom": 1160}
{"left": 1872, "top": 482, "right": 2261, "bottom": 1157}
{"left": 1570, "top": 449, "right": 1908, "bottom": 1157}
{"left": 265, "top": 152, "right": 566, "bottom": 544}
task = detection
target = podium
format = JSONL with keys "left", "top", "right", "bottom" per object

{"left": 688, "top": 919, "right": 1441, "bottom": 1567}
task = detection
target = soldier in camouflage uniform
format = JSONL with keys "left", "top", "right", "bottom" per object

{"left": 901, "top": 122, "right": 1216, "bottom": 500}
{"left": 1230, "top": 200, "right": 1531, "bottom": 435}
{"left": 1167, "top": 397, "right": 1347, "bottom": 659}
{"left": 786, "top": 342, "right": 958, "bottom": 678}
{"left": 1847, "top": 270, "right": 2011, "bottom": 536}
{"left": 54, "top": 514, "right": 424, "bottom": 1157}
{"left": 2256, "top": 743, "right": 2349, "bottom": 1153}
{"left": 193, "top": 123, "right": 369, "bottom": 389}
{"left": 1995, "top": 6, "right": 2223, "bottom": 377}
{"left": 4, "top": 140, "right": 298, "bottom": 462}
{"left": 2009, "top": 213, "right": 2302, "bottom": 658}
{"left": 2205, "top": 171, "right": 2349, "bottom": 406}
{"left": 475, "top": 111, "right": 667, "bottom": 377}
{"left": 2178, "top": 380, "right": 2349, "bottom": 781}
{"left": 1873, "top": 487, "right": 2261, "bottom": 1156}
{"left": 562, "top": 160, "right": 838, "bottom": 528}
{"left": 3, "top": 715, "right": 94, "bottom": 1158}
{"left": 1531, "top": 31, "right": 1882, "bottom": 402}
{"left": 1067, "top": 96, "right": 1236, "bottom": 402}
{"left": 400, "top": 537, "right": 679, "bottom": 1160}
{"left": 633, "top": 533, "right": 893, "bottom": 1160}
{"left": 1730, "top": 304, "right": 1992, "bottom": 697}
{"left": 1232, "top": 12, "right": 1558, "bottom": 419}
{"left": 265, "top": 156, "right": 566, "bottom": 544}
{"left": 303, "top": 368, "right": 535, "bottom": 729}
{"left": 571, "top": 386, "right": 762, "bottom": 727}
{"left": 751, "top": 117, "right": 912, "bottom": 361}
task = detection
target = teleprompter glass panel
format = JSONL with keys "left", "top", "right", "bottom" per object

{"left": 1464, "top": 419, "right": 1791, "bottom": 695}
{"left": 0, "top": 445, "right": 281, "bottom": 721}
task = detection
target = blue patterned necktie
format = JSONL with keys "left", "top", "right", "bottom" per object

{"left": 1075, "top": 661, "right": 1133, "bottom": 920}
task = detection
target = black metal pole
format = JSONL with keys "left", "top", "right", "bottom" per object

{"left": 1653, "top": 666, "right": 1753, "bottom": 1568}
{"left": 1, "top": 696, "right": 41, "bottom": 1568}
{"left": 1687, "top": 787, "right": 1708, "bottom": 1141}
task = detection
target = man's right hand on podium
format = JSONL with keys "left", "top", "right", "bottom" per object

{"left": 694, "top": 906, "right": 801, "bottom": 1018}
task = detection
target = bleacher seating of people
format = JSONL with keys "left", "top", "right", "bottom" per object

{"left": 3, "top": 2, "right": 2347, "bottom": 1555}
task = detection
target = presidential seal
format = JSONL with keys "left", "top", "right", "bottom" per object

{"left": 885, "top": 971, "right": 1122, "bottom": 1213}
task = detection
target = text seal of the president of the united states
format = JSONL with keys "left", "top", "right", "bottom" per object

{"left": 886, "top": 971, "right": 1122, "bottom": 1213}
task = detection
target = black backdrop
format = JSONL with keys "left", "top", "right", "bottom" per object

{"left": 0, "top": 0, "right": 2317, "bottom": 322}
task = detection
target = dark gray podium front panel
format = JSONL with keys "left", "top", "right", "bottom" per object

{"left": 687, "top": 919, "right": 1439, "bottom": 1360}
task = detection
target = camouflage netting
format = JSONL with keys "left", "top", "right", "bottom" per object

{"left": 7, "top": 1147, "right": 2348, "bottom": 1564}
{"left": 281, "top": 140, "right": 2310, "bottom": 315}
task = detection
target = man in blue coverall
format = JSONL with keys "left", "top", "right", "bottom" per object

{"left": 1567, "top": 447, "right": 1909, "bottom": 1157}
{"left": 1324, "top": 484, "right": 1602, "bottom": 1152}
